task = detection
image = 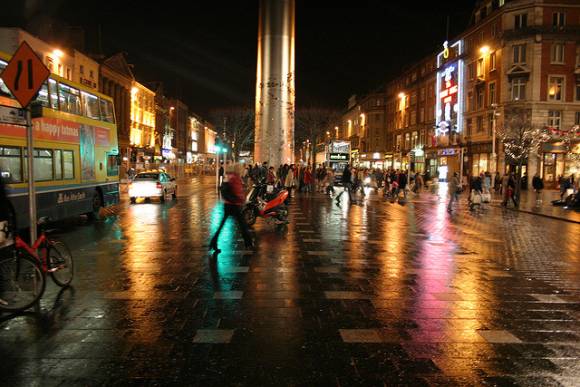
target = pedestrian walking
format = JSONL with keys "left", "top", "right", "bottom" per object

{"left": 209, "top": 166, "right": 253, "bottom": 254}
{"left": 398, "top": 170, "right": 408, "bottom": 199}
{"left": 284, "top": 165, "right": 295, "bottom": 198}
{"left": 532, "top": 173, "right": 544, "bottom": 206}
{"left": 335, "top": 164, "right": 353, "bottom": 203}
{"left": 447, "top": 172, "right": 460, "bottom": 212}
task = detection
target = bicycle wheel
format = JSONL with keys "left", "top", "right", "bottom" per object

{"left": 48, "top": 240, "right": 74, "bottom": 287}
{"left": 0, "top": 253, "right": 45, "bottom": 312}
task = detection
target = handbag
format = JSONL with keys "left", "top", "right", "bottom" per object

{"left": 481, "top": 192, "right": 491, "bottom": 203}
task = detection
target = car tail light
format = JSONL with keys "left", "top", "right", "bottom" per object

{"left": 156, "top": 182, "right": 162, "bottom": 189}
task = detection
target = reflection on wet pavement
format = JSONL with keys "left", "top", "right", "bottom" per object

{"left": 0, "top": 176, "right": 579, "bottom": 385}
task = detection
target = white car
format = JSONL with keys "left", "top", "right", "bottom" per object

{"left": 129, "top": 171, "right": 177, "bottom": 203}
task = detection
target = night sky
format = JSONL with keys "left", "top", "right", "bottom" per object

{"left": 2, "top": 0, "right": 476, "bottom": 115}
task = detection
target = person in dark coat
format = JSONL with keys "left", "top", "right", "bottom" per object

{"left": 335, "top": 164, "right": 353, "bottom": 203}
{"left": 532, "top": 173, "right": 544, "bottom": 205}
{"left": 398, "top": 171, "right": 408, "bottom": 199}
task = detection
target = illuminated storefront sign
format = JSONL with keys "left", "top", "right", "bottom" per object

{"left": 435, "top": 40, "right": 464, "bottom": 136}
{"left": 329, "top": 153, "right": 348, "bottom": 161}
{"left": 331, "top": 140, "right": 351, "bottom": 154}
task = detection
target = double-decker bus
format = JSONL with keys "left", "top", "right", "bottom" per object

{"left": 0, "top": 50, "right": 120, "bottom": 228}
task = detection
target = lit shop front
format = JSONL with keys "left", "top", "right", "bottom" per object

{"left": 359, "top": 152, "right": 384, "bottom": 169}
{"left": 540, "top": 142, "right": 580, "bottom": 188}
{"left": 426, "top": 147, "right": 462, "bottom": 181}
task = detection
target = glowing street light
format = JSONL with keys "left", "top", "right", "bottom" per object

{"left": 479, "top": 45, "right": 490, "bottom": 55}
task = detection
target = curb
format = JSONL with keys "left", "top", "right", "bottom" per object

{"left": 491, "top": 204, "right": 580, "bottom": 225}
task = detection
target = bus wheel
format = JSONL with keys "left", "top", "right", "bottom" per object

{"left": 130, "top": 197, "right": 136, "bottom": 204}
{"left": 88, "top": 191, "right": 103, "bottom": 220}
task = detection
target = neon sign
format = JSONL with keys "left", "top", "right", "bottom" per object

{"left": 435, "top": 40, "right": 464, "bottom": 136}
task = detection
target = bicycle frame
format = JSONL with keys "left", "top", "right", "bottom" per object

{"left": 14, "top": 234, "right": 49, "bottom": 272}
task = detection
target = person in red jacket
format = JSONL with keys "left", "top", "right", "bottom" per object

{"left": 209, "top": 167, "right": 253, "bottom": 253}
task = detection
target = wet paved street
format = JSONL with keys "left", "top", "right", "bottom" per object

{"left": 1, "top": 176, "right": 579, "bottom": 386}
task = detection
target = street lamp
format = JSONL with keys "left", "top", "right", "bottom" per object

{"left": 479, "top": 45, "right": 490, "bottom": 55}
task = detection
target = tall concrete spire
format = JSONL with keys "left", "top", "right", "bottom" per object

{"left": 254, "top": 0, "right": 295, "bottom": 166}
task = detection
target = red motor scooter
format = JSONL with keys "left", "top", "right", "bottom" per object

{"left": 242, "top": 183, "right": 289, "bottom": 226}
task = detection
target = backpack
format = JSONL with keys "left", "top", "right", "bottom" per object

{"left": 220, "top": 181, "right": 238, "bottom": 202}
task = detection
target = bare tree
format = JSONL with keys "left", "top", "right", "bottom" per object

{"left": 209, "top": 107, "right": 255, "bottom": 162}
{"left": 497, "top": 107, "right": 550, "bottom": 206}
{"left": 295, "top": 107, "right": 341, "bottom": 164}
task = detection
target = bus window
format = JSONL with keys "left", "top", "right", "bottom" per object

{"left": 48, "top": 79, "right": 59, "bottom": 110}
{"left": 23, "top": 149, "right": 54, "bottom": 181}
{"left": 0, "top": 60, "right": 13, "bottom": 98}
{"left": 54, "top": 150, "right": 63, "bottom": 180}
{"left": 63, "top": 150, "right": 74, "bottom": 179}
{"left": 107, "top": 153, "right": 119, "bottom": 176}
{"left": 99, "top": 98, "right": 115, "bottom": 123}
{"left": 34, "top": 149, "right": 53, "bottom": 181}
{"left": 82, "top": 91, "right": 100, "bottom": 120}
{"left": 0, "top": 146, "right": 22, "bottom": 183}
{"left": 35, "top": 81, "right": 50, "bottom": 107}
{"left": 58, "top": 83, "right": 81, "bottom": 115}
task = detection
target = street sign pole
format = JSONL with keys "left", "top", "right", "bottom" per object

{"left": 25, "top": 107, "right": 36, "bottom": 243}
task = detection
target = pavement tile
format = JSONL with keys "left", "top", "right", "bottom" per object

{"left": 192, "top": 329, "right": 234, "bottom": 344}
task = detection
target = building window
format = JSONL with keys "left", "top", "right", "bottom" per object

{"left": 79, "top": 65, "right": 84, "bottom": 75}
{"left": 511, "top": 78, "right": 526, "bottom": 101}
{"left": 419, "top": 108, "right": 425, "bottom": 123}
{"left": 396, "top": 134, "right": 402, "bottom": 151}
{"left": 489, "top": 82, "right": 496, "bottom": 105}
{"left": 576, "top": 47, "right": 580, "bottom": 68}
{"left": 477, "top": 116, "right": 484, "bottom": 133}
{"left": 490, "top": 52, "right": 496, "bottom": 71}
{"left": 468, "top": 63, "right": 475, "bottom": 80}
{"left": 404, "top": 133, "right": 410, "bottom": 149}
{"left": 513, "top": 44, "right": 526, "bottom": 64}
{"left": 491, "top": 23, "right": 497, "bottom": 38}
{"left": 477, "top": 87, "right": 485, "bottom": 109}
{"left": 467, "top": 91, "right": 474, "bottom": 112}
{"left": 514, "top": 13, "right": 527, "bottom": 29}
{"left": 420, "top": 87, "right": 425, "bottom": 101}
{"left": 552, "top": 12, "right": 566, "bottom": 28}
{"left": 410, "top": 92, "right": 417, "bottom": 105}
{"left": 576, "top": 80, "right": 580, "bottom": 101}
{"left": 551, "top": 43, "right": 565, "bottom": 64}
{"left": 411, "top": 131, "right": 418, "bottom": 148}
{"left": 477, "top": 58, "right": 484, "bottom": 78}
{"left": 411, "top": 111, "right": 416, "bottom": 125}
{"left": 575, "top": 111, "right": 580, "bottom": 125}
{"left": 548, "top": 76, "right": 564, "bottom": 101}
{"left": 547, "top": 111, "right": 561, "bottom": 130}
{"left": 466, "top": 118, "right": 473, "bottom": 136}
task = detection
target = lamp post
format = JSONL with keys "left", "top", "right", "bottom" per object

{"left": 491, "top": 103, "right": 499, "bottom": 188}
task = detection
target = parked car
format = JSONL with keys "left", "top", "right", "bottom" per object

{"left": 129, "top": 171, "right": 177, "bottom": 203}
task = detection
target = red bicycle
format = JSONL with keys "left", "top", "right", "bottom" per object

{"left": 0, "top": 220, "right": 74, "bottom": 312}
